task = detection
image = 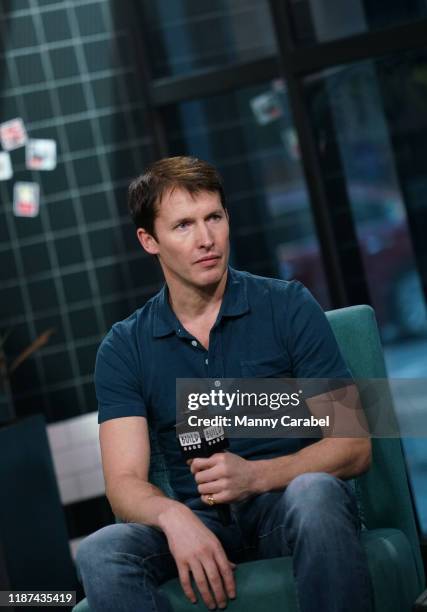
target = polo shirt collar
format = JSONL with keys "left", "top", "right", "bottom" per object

{"left": 220, "top": 266, "right": 250, "bottom": 317}
{"left": 152, "top": 284, "right": 177, "bottom": 338}
{"left": 152, "top": 266, "right": 249, "bottom": 338}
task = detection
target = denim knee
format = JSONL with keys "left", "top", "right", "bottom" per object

{"left": 283, "top": 472, "right": 359, "bottom": 527}
{"left": 75, "top": 523, "right": 178, "bottom": 611}
{"left": 75, "top": 522, "right": 172, "bottom": 585}
{"left": 75, "top": 524, "right": 121, "bottom": 581}
{"left": 282, "top": 474, "right": 372, "bottom": 612}
{"left": 286, "top": 472, "right": 348, "bottom": 505}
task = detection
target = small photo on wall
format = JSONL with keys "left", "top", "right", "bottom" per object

{"left": 0, "top": 152, "right": 13, "bottom": 180}
{"left": 0, "top": 118, "right": 28, "bottom": 151}
{"left": 13, "top": 182, "right": 40, "bottom": 218}
{"left": 26, "top": 139, "right": 57, "bottom": 171}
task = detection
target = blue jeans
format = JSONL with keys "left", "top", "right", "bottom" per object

{"left": 76, "top": 473, "right": 373, "bottom": 612}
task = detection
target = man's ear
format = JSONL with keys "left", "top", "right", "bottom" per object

{"left": 136, "top": 228, "right": 159, "bottom": 256}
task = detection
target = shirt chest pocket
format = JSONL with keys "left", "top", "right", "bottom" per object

{"left": 240, "top": 352, "right": 292, "bottom": 378}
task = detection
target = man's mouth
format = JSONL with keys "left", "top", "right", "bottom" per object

{"left": 194, "top": 255, "right": 221, "bottom": 265}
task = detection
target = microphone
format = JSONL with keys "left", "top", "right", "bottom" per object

{"left": 176, "top": 420, "right": 231, "bottom": 526}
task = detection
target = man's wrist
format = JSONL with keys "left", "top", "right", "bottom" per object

{"left": 158, "top": 500, "right": 192, "bottom": 533}
{"left": 251, "top": 460, "right": 268, "bottom": 495}
{"left": 250, "top": 455, "right": 294, "bottom": 494}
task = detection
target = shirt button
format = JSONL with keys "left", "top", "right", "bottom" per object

{"left": 205, "top": 358, "right": 209, "bottom": 365}
{"left": 191, "top": 340, "right": 197, "bottom": 347}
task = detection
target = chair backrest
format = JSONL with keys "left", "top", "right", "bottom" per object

{"left": 326, "top": 305, "right": 424, "bottom": 588}
{"left": 147, "top": 304, "right": 424, "bottom": 588}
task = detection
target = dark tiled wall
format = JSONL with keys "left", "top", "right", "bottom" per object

{"left": 0, "top": 0, "right": 161, "bottom": 424}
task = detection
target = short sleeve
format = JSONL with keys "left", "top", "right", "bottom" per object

{"left": 286, "top": 281, "right": 352, "bottom": 385}
{"left": 95, "top": 325, "right": 147, "bottom": 424}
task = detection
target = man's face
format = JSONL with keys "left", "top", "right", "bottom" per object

{"left": 138, "top": 188, "right": 230, "bottom": 289}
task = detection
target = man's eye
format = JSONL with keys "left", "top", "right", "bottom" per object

{"left": 210, "top": 214, "right": 222, "bottom": 221}
{"left": 176, "top": 221, "right": 190, "bottom": 230}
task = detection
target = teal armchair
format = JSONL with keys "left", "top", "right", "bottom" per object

{"left": 74, "top": 305, "right": 425, "bottom": 612}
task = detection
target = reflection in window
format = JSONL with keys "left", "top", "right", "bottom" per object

{"left": 303, "top": 50, "right": 427, "bottom": 535}
{"left": 305, "top": 57, "right": 427, "bottom": 341}
{"left": 140, "top": 1, "right": 277, "bottom": 78}
{"left": 162, "top": 81, "right": 330, "bottom": 309}
{"left": 287, "top": 0, "right": 427, "bottom": 46}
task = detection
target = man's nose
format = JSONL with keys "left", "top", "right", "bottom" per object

{"left": 196, "top": 222, "right": 214, "bottom": 247}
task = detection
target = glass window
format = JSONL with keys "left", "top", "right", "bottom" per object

{"left": 303, "top": 48, "right": 427, "bottom": 534}
{"left": 304, "top": 52, "right": 427, "bottom": 343}
{"left": 140, "top": 0, "right": 278, "bottom": 78}
{"left": 287, "top": 0, "right": 427, "bottom": 46}
{"left": 162, "top": 81, "right": 331, "bottom": 308}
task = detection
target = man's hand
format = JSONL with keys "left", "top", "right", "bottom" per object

{"left": 190, "top": 452, "right": 254, "bottom": 504}
{"left": 159, "top": 504, "right": 236, "bottom": 610}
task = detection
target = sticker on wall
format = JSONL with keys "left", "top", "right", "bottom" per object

{"left": 13, "top": 182, "right": 40, "bottom": 218}
{"left": 0, "top": 118, "right": 28, "bottom": 151}
{"left": 250, "top": 91, "right": 283, "bottom": 126}
{"left": 0, "top": 152, "right": 13, "bottom": 180}
{"left": 26, "top": 139, "right": 57, "bottom": 171}
{"left": 281, "top": 128, "right": 300, "bottom": 161}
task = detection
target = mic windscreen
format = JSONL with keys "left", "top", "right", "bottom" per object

{"left": 176, "top": 422, "right": 229, "bottom": 459}
{"left": 176, "top": 415, "right": 232, "bottom": 526}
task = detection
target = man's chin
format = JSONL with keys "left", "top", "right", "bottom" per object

{"left": 192, "top": 262, "right": 227, "bottom": 287}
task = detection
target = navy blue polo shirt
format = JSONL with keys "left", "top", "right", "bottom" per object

{"left": 95, "top": 267, "right": 351, "bottom": 501}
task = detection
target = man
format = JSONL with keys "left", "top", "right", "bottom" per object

{"left": 76, "top": 156, "right": 373, "bottom": 612}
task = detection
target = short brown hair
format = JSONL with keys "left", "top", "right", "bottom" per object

{"left": 128, "top": 156, "right": 226, "bottom": 237}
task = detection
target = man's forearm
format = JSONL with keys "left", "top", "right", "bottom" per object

{"left": 251, "top": 438, "right": 371, "bottom": 495}
{"left": 106, "top": 474, "right": 189, "bottom": 529}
